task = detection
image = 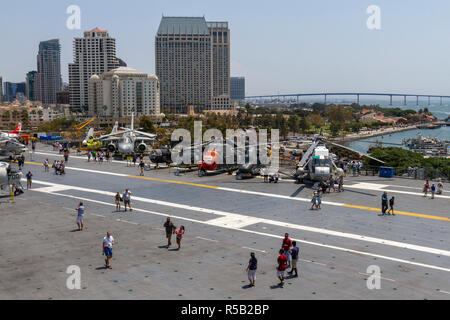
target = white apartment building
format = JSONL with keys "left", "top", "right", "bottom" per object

{"left": 88, "top": 67, "right": 160, "bottom": 117}
{"left": 69, "top": 28, "right": 119, "bottom": 112}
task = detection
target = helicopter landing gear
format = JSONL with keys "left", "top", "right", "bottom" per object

{"left": 236, "top": 173, "right": 243, "bottom": 180}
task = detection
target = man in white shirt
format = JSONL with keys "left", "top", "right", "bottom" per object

{"left": 103, "top": 232, "right": 115, "bottom": 269}
{"left": 123, "top": 189, "right": 132, "bottom": 212}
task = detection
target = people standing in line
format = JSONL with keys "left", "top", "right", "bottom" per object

{"left": 276, "top": 249, "right": 288, "bottom": 287}
{"left": 288, "top": 241, "right": 299, "bottom": 278}
{"left": 102, "top": 232, "right": 115, "bottom": 270}
{"left": 175, "top": 226, "right": 185, "bottom": 250}
{"left": 246, "top": 252, "right": 257, "bottom": 287}
{"left": 115, "top": 192, "right": 122, "bottom": 212}
{"left": 163, "top": 217, "right": 176, "bottom": 248}
{"left": 76, "top": 202, "right": 85, "bottom": 231}
{"left": 423, "top": 180, "right": 430, "bottom": 197}
{"left": 431, "top": 184, "right": 436, "bottom": 199}
{"left": 123, "top": 189, "right": 132, "bottom": 212}
{"left": 387, "top": 196, "right": 395, "bottom": 216}
{"left": 380, "top": 192, "right": 388, "bottom": 216}
{"left": 26, "top": 171, "right": 33, "bottom": 189}
{"left": 282, "top": 233, "right": 292, "bottom": 268}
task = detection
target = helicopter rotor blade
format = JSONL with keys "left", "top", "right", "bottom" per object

{"left": 323, "top": 140, "right": 385, "bottom": 164}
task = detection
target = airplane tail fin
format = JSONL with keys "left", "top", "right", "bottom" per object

{"left": 112, "top": 122, "right": 119, "bottom": 134}
{"left": 10, "top": 123, "right": 22, "bottom": 135}
{"left": 86, "top": 128, "right": 94, "bottom": 140}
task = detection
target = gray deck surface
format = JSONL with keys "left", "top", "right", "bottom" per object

{"left": 0, "top": 144, "right": 449, "bottom": 300}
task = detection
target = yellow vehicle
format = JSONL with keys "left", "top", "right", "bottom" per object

{"left": 86, "top": 139, "right": 102, "bottom": 150}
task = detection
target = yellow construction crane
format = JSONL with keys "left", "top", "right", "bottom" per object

{"left": 74, "top": 117, "right": 97, "bottom": 151}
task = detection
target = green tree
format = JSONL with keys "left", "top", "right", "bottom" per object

{"left": 298, "top": 117, "right": 311, "bottom": 133}
{"left": 139, "top": 115, "right": 155, "bottom": 133}
{"left": 329, "top": 121, "right": 342, "bottom": 137}
{"left": 288, "top": 114, "right": 299, "bottom": 135}
{"left": 307, "top": 114, "right": 325, "bottom": 132}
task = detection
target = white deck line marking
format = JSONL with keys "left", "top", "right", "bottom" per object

{"left": 34, "top": 151, "right": 128, "bottom": 164}
{"left": 117, "top": 219, "right": 139, "bottom": 225}
{"left": 29, "top": 179, "right": 450, "bottom": 258}
{"left": 218, "top": 187, "right": 344, "bottom": 206}
{"left": 196, "top": 237, "right": 219, "bottom": 243}
{"left": 241, "top": 246, "right": 266, "bottom": 253}
{"left": 207, "top": 215, "right": 262, "bottom": 229}
{"left": 32, "top": 186, "right": 73, "bottom": 193}
{"left": 90, "top": 213, "right": 106, "bottom": 218}
{"left": 30, "top": 189, "right": 450, "bottom": 274}
{"left": 438, "top": 290, "right": 450, "bottom": 295}
{"left": 347, "top": 183, "right": 450, "bottom": 199}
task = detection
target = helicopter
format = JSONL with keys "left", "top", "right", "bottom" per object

{"left": 292, "top": 137, "right": 385, "bottom": 184}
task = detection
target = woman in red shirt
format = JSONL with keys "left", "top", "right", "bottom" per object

{"left": 175, "top": 226, "right": 185, "bottom": 250}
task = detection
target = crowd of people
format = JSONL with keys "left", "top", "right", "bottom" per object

{"left": 310, "top": 175, "right": 345, "bottom": 210}
{"left": 423, "top": 179, "right": 444, "bottom": 199}
{"left": 245, "top": 233, "right": 300, "bottom": 288}
{"left": 87, "top": 150, "right": 111, "bottom": 164}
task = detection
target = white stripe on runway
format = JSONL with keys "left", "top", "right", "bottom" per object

{"left": 29, "top": 189, "right": 450, "bottom": 274}
{"left": 34, "top": 151, "right": 128, "bottom": 165}
{"left": 28, "top": 179, "right": 450, "bottom": 258}
{"left": 347, "top": 183, "right": 450, "bottom": 199}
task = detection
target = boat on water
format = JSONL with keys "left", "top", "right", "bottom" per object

{"left": 403, "top": 133, "right": 450, "bottom": 157}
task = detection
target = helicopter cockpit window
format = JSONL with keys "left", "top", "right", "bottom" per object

{"left": 313, "top": 159, "right": 332, "bottom": 167}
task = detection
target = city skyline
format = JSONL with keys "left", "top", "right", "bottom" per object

{"left": 1, "top": 0, "right": 450, "bottom": 96}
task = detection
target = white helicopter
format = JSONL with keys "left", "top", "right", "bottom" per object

{"left": 293, "top": 138, "right": 385, "bottom": 184}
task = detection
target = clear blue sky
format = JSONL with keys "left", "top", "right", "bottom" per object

{"left": 1, "top": 0, "right": 450, "bottom": 96}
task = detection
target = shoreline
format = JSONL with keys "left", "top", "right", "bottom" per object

{"left": 331, "top": 125, "right": 418, "bottom": 143}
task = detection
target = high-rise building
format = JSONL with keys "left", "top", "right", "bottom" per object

{"left": 69, "top": 28, "right": 119, "bottom": 112}
{"left": 155, "top": 17, "right": 231, "bottom": 113}
{"left": 4, "top": 82, "right": 26, "bottom": 102}
{"left": 35, "top": 39, "right": 62, "bottom": 104}
{"left": 230, "top": 77, "right": 245, "bottom": 102}
{"left": 88, "top": 67, "right": 160, "bottom": 117}
{"left": 0, "top": 76, "right": 3, "bottom": 103}
{"left": 56, "top": 87, "right": 70, "bottom": 105}
{"left": 26, "top": 71, "right": 38, "bottom": 101}
{"left": 208, "top": 22, "right": 231, "bottom": 110}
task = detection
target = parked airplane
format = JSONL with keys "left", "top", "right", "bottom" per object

{"left": 0, "top": 138, "right": 27, "bottom": 158}
{"left": 100, "top": 115, "right": 156, "bottom": 155}
{"left": 0, "top": 123, "right": 22, "bottom": 139}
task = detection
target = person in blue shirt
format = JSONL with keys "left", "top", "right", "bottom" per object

{"left": 431, "top": 184, "right": 436, "bottom": 199}
{"left": 288, "top": 241, "right": 300, "bottom": 277}
{"left": 380, "top": 192, "right": 388, "bottom": 216}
